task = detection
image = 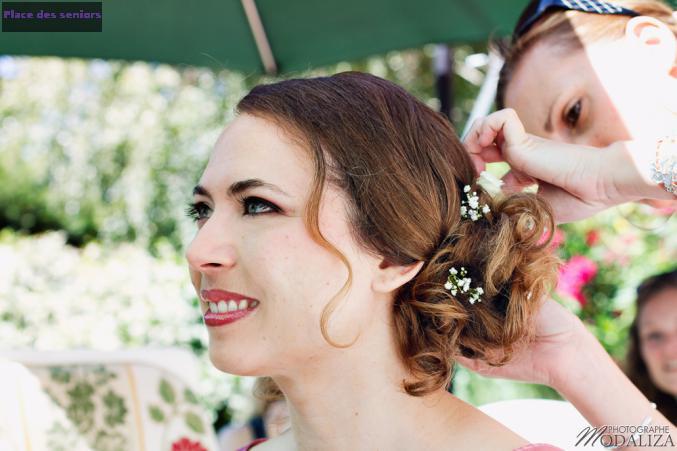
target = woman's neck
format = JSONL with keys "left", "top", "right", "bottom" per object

{"left": 269, "top": 318, "right": 465, "bottom": 450}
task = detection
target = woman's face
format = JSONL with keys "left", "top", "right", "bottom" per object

{"left": 639, "top": 288, "right": 677, "bottom": 395}
{"left": 185, "top": 113, "right": 381, "bottom": 376}
{"left": 505, "top": 30, "right": 676, "bottom": 147}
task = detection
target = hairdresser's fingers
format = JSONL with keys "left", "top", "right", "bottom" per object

{"left": 476, "top": 145, "right": 503, "bottom": 164}
{"left": 501, "top": 133, "right": 607, "bottom": 199}
{"left": 477, "top": 109, "right": 529, "bottom": 153}
{"left": 463, "top": 117, "right": 489, "bottom": 156}
{"left": 472, "top": 110, "right": 606, "bottom": 196}
{"left": 536, "top": 182, "right": 607, "bottom": 224}
{"left": 464, "top": 119, "right": 506, "bottom": 174}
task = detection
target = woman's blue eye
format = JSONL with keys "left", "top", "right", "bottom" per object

{"left": 243, "top": 197, "right": 279, "bottom": 216}
{"left": 185, "top": 201, "right": 211, "bottom": 222}
{"left": 185, "top": 197, "right": 279, "bottom": 222}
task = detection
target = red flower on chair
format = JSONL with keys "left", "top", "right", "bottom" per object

{"left": 171, "top": 437, "right": 207, "bottom": 451}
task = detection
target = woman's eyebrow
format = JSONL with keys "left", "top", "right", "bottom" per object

{"left": 192, "top": 178, "right": 290, "bottom": 199}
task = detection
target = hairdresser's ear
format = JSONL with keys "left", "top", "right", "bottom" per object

{"left": 372, "top": 259, "right": 424, "bottom": 294}
{"left": 625, "top": 16, "right": 677, "bottom": 76}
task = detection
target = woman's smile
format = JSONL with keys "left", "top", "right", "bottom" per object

{"left": 201, "top": 288, "right": 261, "bottom": 327}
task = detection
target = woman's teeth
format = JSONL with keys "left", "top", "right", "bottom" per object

{"left": 208, "top": 299, "right": 259, "bottom": 313}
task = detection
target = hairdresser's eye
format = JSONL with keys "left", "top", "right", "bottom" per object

{"left": 242, "top": 196, "right": 280, "bottom": 216}
{"left": 186, "top": 201, "right": 212, "bottom": 223}
{"left": 564, "top": 99, "right": 582, "bottom": 128}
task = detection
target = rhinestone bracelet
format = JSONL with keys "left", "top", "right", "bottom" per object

{"left": 650, "top": 136, "right": 676, "bottom": 195}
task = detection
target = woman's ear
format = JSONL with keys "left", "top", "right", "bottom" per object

{"left": 624, "top": 16, "right": 677, "bottom": 77}
{"left": 371, "top": 259, "right": 424, "bottom": 294}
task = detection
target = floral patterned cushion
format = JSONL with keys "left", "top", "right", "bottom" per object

{"left": 0, "top": 352, "right": 218, "bottom": 451}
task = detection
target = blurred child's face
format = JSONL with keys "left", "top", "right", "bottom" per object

{"left": 639, "top": 288, "right": 677, "bottom": 395}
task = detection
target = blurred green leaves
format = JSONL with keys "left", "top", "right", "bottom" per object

{"left": 0, "top": 48, "right": 482, "bottom": 254}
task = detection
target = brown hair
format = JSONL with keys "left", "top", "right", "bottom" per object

{"left": 237, "top": 72, "right": 559, "bottom": 397}
{"left": 625, "top": 268, "right": 677, "bottom": 422}
{"left": 496, "top": 0, "right": 677, "bottom": 109}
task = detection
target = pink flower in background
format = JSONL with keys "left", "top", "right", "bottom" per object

{"left": 556, "top": 256, "right": 598, "bottom": 306}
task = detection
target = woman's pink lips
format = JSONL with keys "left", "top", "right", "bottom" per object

{"left": 200, "top": 289, "right": 259, "bottom": 327}
{"left": 201, "top": 288, "right": 256, "bottom": 303}
{"left": 204, "top": 308, "right": 255, "bottom": 327}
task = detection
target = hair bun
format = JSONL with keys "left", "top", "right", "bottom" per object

{"left": 396, "top": 188, "right": 560, "bottom": 396}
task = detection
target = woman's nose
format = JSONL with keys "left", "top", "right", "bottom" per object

{"left": 185, "top": 216, "right": 238, "bottom": 275}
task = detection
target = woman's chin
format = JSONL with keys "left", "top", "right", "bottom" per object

{"left": 208, "top": 346, "right": 262, "bottom": 376}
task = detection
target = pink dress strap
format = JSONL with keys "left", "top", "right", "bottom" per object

{"left": 514, "top": 444, "right": 564, "bottom": 451}
{"left": 237, "top": 438, "right": 268, "bottom": 451}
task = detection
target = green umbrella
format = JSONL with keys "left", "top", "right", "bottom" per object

{"left": 0, "top": 0, "right": 526, "bottom": 74}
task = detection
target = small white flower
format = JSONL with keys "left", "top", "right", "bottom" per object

{"left": 460, "top": 183, "right": 489, "bottom": 221}
{"left": 444, "top": 266, "right": 484, "bottom": 305}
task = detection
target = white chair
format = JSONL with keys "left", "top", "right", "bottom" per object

{"left": 0, "top": 348, "right": 219, "bottom": 451}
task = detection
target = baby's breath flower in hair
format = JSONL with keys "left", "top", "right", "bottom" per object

{"left": 444, "top": 266, "right": 484, "bottom": 304}
{"left": 461, "top": 185, "right": 490, "bottom": 221}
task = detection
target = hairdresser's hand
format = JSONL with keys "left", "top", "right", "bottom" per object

{"left": 458, "top": 298, "right": 677, "bottom": 441}
{"left": 463, "top": 109, "right": 674, "bottom": 223}
{"left": 455, "top": 298, "right": 587, "bottom": 389}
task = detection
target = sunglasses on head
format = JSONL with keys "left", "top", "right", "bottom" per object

{"left": 514, "top": 0, "right": 639, "bottom": 38}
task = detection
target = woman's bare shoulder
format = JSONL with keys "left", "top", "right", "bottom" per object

{"left": 443, "top": 397, "right": 530, "bottom": 450}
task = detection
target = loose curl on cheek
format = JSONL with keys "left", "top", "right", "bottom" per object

{"left": 303, "top": 148, "right": 358, "bottom": 349}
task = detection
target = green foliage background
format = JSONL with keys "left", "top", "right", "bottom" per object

{"left": 0, "top": 46, "right": 483, "bottom": 252}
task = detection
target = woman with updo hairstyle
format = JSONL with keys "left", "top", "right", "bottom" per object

{"left": 626, "top": 269, "right": 677, "bottom": 422}
{"left": 186, "top": 71, "right": 671, "bottom": 451}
